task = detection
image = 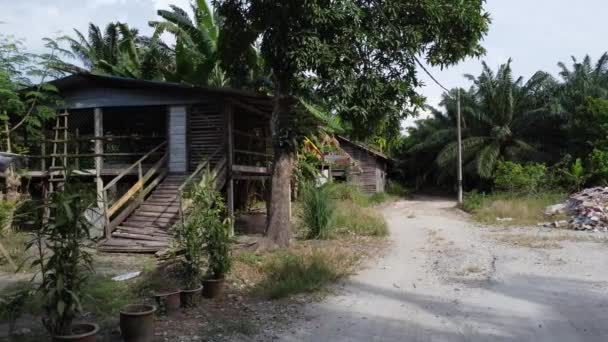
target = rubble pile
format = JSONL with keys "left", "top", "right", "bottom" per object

{"left": 544, "top": 187, "right": 608, "bottom": 232}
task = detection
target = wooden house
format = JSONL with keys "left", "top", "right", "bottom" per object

{"left": 329, "top": 136, "right": 391, "bottom": 194}
{"left": 11, "top": 73, "right": 274, "bottom": 253}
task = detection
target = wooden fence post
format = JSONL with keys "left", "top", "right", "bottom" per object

{"left": 226, "top": 103, "right": 235, "bottom": 236}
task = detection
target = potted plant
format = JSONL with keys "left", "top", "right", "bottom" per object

{"left": 28, "top": 181, "right": 99, "bottom": 342}
{"left": 201, "top": 216, "right": 232, "bottom": 298}
{"left": 152, "top": 289, "right": 180, "bottom": 316}
{"left": 119, "top": 304, "right": 157, "bottom": 342}
{"left": 174, "top": 176, "right": 210, "bottom": 307}
{"left": 199, "top": 174, "right": 232, "bottom": 299}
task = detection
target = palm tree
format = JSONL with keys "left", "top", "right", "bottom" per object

{"left": 556, "top": 54, "right": 608, "bottom": 157}
{"left": 62, "top": 22, "right": 172, "bottom": 80}
{"left": 431, "top": 60, "right": 558, "bottom": 179}
{"left": 557, "top": 53, "right": 608, "bottom": 112}
{"left": 149, "top": 1, "right": 263, "bottom": 87}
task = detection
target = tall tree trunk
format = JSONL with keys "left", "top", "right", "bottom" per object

{"left": 266, "top": 85, "right": 294, "bottom": 247}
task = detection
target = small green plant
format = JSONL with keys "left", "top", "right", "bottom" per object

{"left": 560, "top": 158, "right": 587, "bottom": 192}
{"left": 81, "top": 275, "right": 136, "bottom": 318}
{"left": 300, "top": 183, "right": 336, "bottom": 239}
{"left": 0, "top": 286, "right": 32, "bottom": 337}
{"left": 493, "top": 161, "right": 547, "bottom": 194}
{"left": 27, "top": 180, "right": 96, "bottom": 336}
{"left": 461, "top": 191, "right": 487, "bottom": 213}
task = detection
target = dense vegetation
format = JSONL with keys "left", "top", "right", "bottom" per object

{"left": 395, "top": 55, "right": 608, "bottom": 194}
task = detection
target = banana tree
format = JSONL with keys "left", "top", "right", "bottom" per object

{"left": 150, "top": 0, "right": 263, "bottom": 87}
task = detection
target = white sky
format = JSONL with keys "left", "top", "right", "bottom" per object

{"left": 1, "top": 0, "right": 607, "bottom": 129}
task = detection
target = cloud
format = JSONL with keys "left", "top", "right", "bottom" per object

{"left": 0, "top": 0, "right": 193, "bottom": 54}
{"left": 152, "top": 0, "right": 191, "bottom": 11}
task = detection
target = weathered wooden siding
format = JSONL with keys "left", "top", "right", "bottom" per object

{"left": 341, "top": 141, "right": 386, "bottom": 194}
{"left": 168, "top": 106, "right": 187, "bottom": 173}
{"left": 188, "top": 103, "right": 223, "bottom": 171}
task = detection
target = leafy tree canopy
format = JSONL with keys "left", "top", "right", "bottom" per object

{"left": 215, "top": 0, "right": 490, "bottom": 245}
{"left": 216, "top": 0, "right": 491, "bottom": 142}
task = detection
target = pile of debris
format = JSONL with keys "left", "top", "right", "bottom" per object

{"left": 544, "top": 187, "right": 608, "bottom": 232}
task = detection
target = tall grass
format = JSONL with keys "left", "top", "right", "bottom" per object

{"left": 296, "top": 183, "right": 389, "bottom": 238}
{"left": 325, "top": 182, "right": 368, "bottom": 206}
{"left": 334, "top": 201, "right": 388, "bottom": 237}
{"left": 300, "top": 183, "right": 336, "bottom": 239}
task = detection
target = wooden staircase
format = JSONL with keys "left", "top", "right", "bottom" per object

{"left": 98, "top": 174, "right": 185, "bottom": 253}
{"left": 98, "top": 148, "right": 228, "bottom": 253}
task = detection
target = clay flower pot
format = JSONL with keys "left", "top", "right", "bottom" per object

{"left": 153, "top": 290, "right": 181, "bottom": 316}
{"left": 202, "top": 277, "right": 225, "bottom": 299}
{"left": 119, "top": 304, "right": 157, "bottom": 342}
{"left": 179, "top": 285, "right": 203, "bottom": 308}
{"left": 52, "top": 323, "right": 99, "bottom": 342}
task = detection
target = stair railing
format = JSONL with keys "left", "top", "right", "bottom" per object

{"left": 102, "top": 141, "right": 168, "bottom": 238}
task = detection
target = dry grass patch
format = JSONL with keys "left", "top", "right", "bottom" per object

{"left": 460, "top": 265, "right": 483, "bottom": 275}
{"left": 232, "top": 238, "right": 384, "bottom": 299}
{"left": 494, "top": 231, "right": 603, "bottom": 249}
{"left": 466, "top": 193, "right": 568, "bottom": 226}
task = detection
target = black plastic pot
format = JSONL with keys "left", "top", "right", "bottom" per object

{"left": 52, "top": 323, "right": 99, "bottom": 342}
{"left": 119, "top": 304, "right": 157, "bottom": 342}
{"left": 202, "top": 278, "right": 225, "bottom": 299}
{"left": 153, "top": 290, "right": 181, "bottom": 316}
{"left": 180, "top": 286, "right": 203, "bottom": 307}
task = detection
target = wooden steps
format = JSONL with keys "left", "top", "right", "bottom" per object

{"left": 98, "top": 174, "right": 185, "bottom": 253}
{"left": 98, "top": 154, "right": 229, "bottom": 254}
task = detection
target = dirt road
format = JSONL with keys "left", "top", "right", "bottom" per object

{"left": 278, "top": 198, "right": 608, "bottom": 342}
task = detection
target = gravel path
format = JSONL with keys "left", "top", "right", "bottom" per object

{"left": 277, "top": 198, "right": 608, "bottom": 342}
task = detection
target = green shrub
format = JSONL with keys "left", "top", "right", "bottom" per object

{"left": 559, "top": 158, "right": 587, "bottom": 191}
{"left": 259, "top": 249, "right": 354, "bottom": 299}
{"left": 0, "top": 284, "right": 32, "bottom": 335}
{"left": 493, "top": 161, "right": 547, "bottom": 194}
{"left": 334, "top": 201, "right": 388, "bottom": 237}
{"left": 325, "top": 183, "right": 367, "bottom": 205}
{"left": 368, "top": 192, "right": 390, "bottom": 205}
{"left": 300, "top": 183, "right": 336, "bottom": 239}
{"left": 0, "top": 201, "right": 15, "bottom": 232}
{"left": 1, "top": 275, "right": 139, "bottom": 323}
{"left": 462, "top": 191, "right": 487, "bottom": 213}
{"left": 386, "top": 180, "right": 409, "bottom": 197}
{"left": 588, "top": 149, "right": 608, "bottom": 185}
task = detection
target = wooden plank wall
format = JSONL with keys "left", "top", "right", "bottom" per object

{"left": 340, "top": 142, "right": 386, "bottom": 194}
{"left": 188, "top": 103, "right": 223, "bottom": 171}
